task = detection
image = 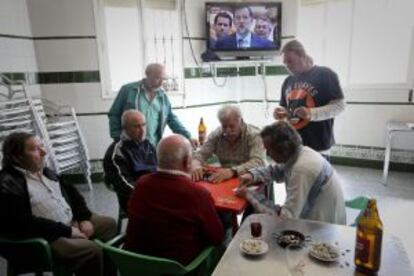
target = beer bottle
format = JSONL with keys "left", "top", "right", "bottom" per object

{"left": 355, "top": 198, "right": 383, "bottom": 274}
{"left": 198, "top": 117, "right": 207, "bottom": 145}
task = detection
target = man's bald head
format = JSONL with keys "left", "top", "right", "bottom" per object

{"left": 121, "top": 110, "right": 146, "bottom": 141}
{"left": 144, "top": 63, "right": 166, "bottom": 91}
{"left": 157, "top": 134, "right": 192, "bottom": 173}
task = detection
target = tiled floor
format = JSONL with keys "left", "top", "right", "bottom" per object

{"left": 77, "top": 165, "right": 414, "bottom": 265}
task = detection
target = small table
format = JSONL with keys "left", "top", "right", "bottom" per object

{"left": 213, "top": 214, "right": 413, "bottom": 276}
{"left": 382, "top": 121, "right": 414, "bottom": 185}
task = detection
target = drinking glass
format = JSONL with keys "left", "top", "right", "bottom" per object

{"left": 250, "top": 218, "right": 262, "bottom": 239}
{"left": 285, "top": 243, "right": 307, "bottom": 276}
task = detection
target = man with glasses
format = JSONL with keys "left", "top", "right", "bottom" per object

{"left": 108, "top": 63, "right": 197, "bottom": 147}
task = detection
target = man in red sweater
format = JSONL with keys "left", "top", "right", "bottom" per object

{"left": 125, "top": 134, "right": 224, "bottom": 265}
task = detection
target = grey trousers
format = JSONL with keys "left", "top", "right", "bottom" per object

{"left": 50, "top": 214, "right": 117, "bottom": 276}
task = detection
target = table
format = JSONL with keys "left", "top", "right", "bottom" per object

{"left": 382, "top": 121, "right": 414, "bottom": 185}
{"left": 213, "top": 214, "right": 413, "bottom": 276}
{"left": 197, "top": 178, "right": 247, "bottom": 213}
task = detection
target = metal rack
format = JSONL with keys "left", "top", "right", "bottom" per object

{"left": 0, "top": 74, "right": 92, "bottom": 190}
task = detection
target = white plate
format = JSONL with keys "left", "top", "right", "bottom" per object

{"left": 309, "top": 242, "right": 340, "bottom": 262}
{"left": 240, "top": 239, "right": 269, "bottom": 256}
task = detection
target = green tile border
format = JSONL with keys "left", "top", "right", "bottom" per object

{"left": 184, "top": 65, "right": 288, "bottom": 79}
{"left": 1, "top": 71, "right": 100, "bottom": 85}
{"left": 330, "top": 156, "right": 414, "bottom": 172}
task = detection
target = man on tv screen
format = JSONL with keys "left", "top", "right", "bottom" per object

{"left": 254, "top": 16, "right": 273, "bottom": 40}
{"left": 215, "top": 6, "right": 273, "bottom": 50}
{"left": 209, "top": 12, "right": 232, "bottom": 49}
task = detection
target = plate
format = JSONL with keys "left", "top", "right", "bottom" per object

{"left": 289, "top": 117, "right": 300, "bottom": 124}
{"left": 240, "top": 239, "right": 269, "bottom": 256}
{"left": 274, "top": 230, "right": 307, "bottom": 248}
{"left": 309, "top": 242, "right": 340, "bottom": 262}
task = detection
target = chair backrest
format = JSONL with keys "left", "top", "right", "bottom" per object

{"left": 345, "top": 196, "right": 369, "bottom": 226}
{"left": 0, "top": 237, "right": 55, "bottom": 275}
{"left": 96, "top": 235, "right": 215, "bottom": 276}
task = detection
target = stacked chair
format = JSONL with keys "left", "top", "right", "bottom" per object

{"left": 0, "top": 74, "right": 92, "bottom": 190}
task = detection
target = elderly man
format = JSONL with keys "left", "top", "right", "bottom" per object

{"left": 237, "top": 121, "right": 346, "bottom": 225}
{"left": 108, "top": 63, "right": 197, "bottom": 147}
{"left": 273, "top": 40, "right": 345, "bottom": 158}
{"left": 192, "top": 105, "right": 266, "bottom": 184}
{"left": 0, "top": 132, "right": 117, "bottom": 276}
{"left": 103, "top": 110, "right": 157, "bottom": 213}
{"left": 254, "top": 16, "right": 273, "bottom": 40}
{"left": 125, "top": 134, "right": 224, "bottom": 265}
{"left": 215, "top": 6, "right": 273, "bottom": 49}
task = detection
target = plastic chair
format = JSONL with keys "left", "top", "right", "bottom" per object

{"left": 0, "top": 237, "right": 69, "bottom": 276}
{"left": 96, "top": 234, "right": 218, "bottom": 276}
{"left": 345, "top": 196, "right": 369, "bottom": 226}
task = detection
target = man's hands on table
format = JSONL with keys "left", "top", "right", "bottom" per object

{"left": 235, "top": 173, "right": 254, "bottom": 198}
{"left": 191, "top": 166, "right": 235, "bottom": 183}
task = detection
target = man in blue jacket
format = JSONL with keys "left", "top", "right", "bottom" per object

{"left": 215, "top": 6, "right": 274, "bottom": 50}
{"left": 108, "top": 63, "right": 197, "bottom": 147}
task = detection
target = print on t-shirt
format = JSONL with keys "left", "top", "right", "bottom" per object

{"left": 285, "top": 81, "right": 317, "bottom": 130}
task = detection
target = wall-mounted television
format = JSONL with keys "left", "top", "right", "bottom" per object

{"left": 206, "top": 2, "right": 282, "bottom": 60}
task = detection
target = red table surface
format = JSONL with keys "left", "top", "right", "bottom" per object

{"left": 197, "top": 178, "right": 247, "bottom": 214}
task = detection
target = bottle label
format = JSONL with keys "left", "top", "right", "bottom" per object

{"left": 356, "top": 236, "right": 370, "bottom": 263}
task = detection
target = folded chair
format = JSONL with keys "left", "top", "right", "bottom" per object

{"left": 96, "top": 234, "right": 218, "bottom": 276}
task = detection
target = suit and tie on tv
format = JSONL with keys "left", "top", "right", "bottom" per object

{"left": 215, "top": 33, "right": 274, "bottom": 49}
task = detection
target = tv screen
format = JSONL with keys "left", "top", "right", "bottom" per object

{"left": 206, "top": 2, "right": 282, "bottom": 57}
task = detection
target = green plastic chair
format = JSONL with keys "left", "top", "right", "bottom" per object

{"left": 345, "top": 196, "right": 369, "bottom": 226}
{"left": 96, "top": 234, "right": 218, "bottom": 276}
{"left": 0, "top": 237, "right": 69, "bottom": 276}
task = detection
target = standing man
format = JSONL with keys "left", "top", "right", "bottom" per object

{"left": 125, "top": 135, "right": 224, "bottom": 265}
{"left": 274, "top": 40, "right": 345, "bottom": 158}
{"left": 215, "top": 6, "right": 273, "bottom": 49}
{"left": 108, "top": 63, "right": 197, "bottom": 147}
{"left": 209, "top": 12, "right": 232, "bottom": 49}
{"left": 104, "top": 110, "right": 157, "bottom": 213}
{"left": 0, "top": 132, "right": 117, "bottom": 276}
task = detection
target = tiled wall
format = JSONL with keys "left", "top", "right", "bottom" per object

{"left": 1, "top": 0, "right": 413, "bottom": 171}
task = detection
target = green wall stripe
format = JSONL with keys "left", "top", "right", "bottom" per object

{"left": 0, "top": 33, "right": 96, "bottom": 40}
{"left": 1, "top": 71, "right": 100, "bottom": 84}
{"left": 184, "top": 65, "right": 288, "bottom": 78}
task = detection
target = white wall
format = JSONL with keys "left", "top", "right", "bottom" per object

{"left": 11, "top": 0, "right": 413, "bottom": 164}
{"left": 0, "top": 0, "right": 41, "bottom": 96}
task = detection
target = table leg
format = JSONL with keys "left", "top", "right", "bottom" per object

{"left": 382, "top": 131, "right": 394, "bottom": 186}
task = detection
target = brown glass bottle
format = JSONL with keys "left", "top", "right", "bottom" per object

{"left": 198, "top": 117, "right": 207, "bottom": 145}
{"left": 354, "top": 198, "right": 383, "bottom": 274}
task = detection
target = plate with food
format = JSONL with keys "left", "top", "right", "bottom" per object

{"left": 240, "top": 239, "right": 269, "bottom": 256}
{"left": 273, "top": 230, "right": 310, "bottom": 248}
{"left": 309, "top": 242, "right": 340, "bottom": 262}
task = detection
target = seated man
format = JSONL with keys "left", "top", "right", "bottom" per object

{"left": 237, "top": 121, "right": 346, "bottom": 225}
{"left": 103, "top": 110, "right": 157, "bottom": 212}
{"left": 125, "top": 134, "right": 224, "bottom": 265}
{"left": 192, "top": 105, "right": 266, "bottom": 182}
{"left": 0, "top": 132, "right": 117, "bottom": 276}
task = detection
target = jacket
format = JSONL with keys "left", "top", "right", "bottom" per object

{"left": 103, "top": 137, "right": 157, "bottom": 212}
{"left": 108, "top": 80, "right": 192, "bottom": 143}
{"left": 0, "top": 166, "right": 92, "bottom": 241}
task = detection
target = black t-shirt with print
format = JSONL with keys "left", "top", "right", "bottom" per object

{"left": 280, "top": 66, "right": 344, "bottom": 151}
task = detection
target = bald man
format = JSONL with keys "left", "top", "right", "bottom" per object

{"left": 125, "top": 134, "right": 224, "bottom": 265}
{"left": 103, "top": 110, "right": 157, "bottom": 212}
{"left": 108, "top": 63, "right": 198, "bottom": 148}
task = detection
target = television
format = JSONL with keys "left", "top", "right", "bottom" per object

{"left": 206, "top": 2, "right": 282, "bottom": 60}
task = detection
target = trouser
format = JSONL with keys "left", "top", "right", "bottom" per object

{"left": 50, "top": 214, "right": 117, "bottom": 276}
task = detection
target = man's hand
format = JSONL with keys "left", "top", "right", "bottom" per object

{"left": 189, "top": 138, "right": 199, "bottom": 149}
{"left": 191, "top": 167, "right": 204, "bottom": 182}
{"left": 71, "top": 226, "right": 87, "bottom": 239}
{"left": 293, "top": 106, "right": 311, "bottom": 120}
{"left": 273, "top": 106, "right": 288, "bottom": 120}
{"left": 238, "top": 173, "right": 254, "bottom": 187}
{"left": 79, "top": 220, "right": 95, "bottom": 238}
{"left": 209, "top": 168, "right": 234, "bottom": 184}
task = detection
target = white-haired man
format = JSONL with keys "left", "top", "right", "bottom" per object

{"left": 103, "top": 110, "right": 157, "bottom": 212}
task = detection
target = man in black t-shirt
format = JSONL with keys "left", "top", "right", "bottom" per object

{"left": 274, "top": 40, "right": 345, "bottom": 157}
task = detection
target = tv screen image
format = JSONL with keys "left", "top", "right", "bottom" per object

{"left": 206, "top": 2, "right": 282, "bottom": 58}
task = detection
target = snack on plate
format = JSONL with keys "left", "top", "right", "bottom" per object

{"left": 241, "top": 239, "right": 262, "bottom": 254}
{"left": 310, "top": 242, "right": 339, "bottom": 261}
